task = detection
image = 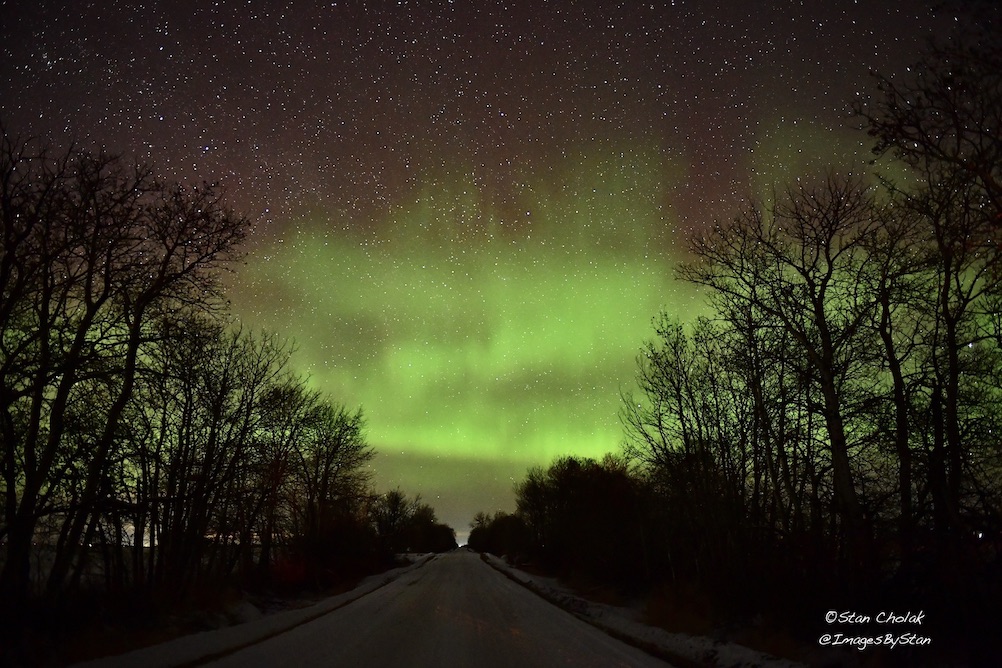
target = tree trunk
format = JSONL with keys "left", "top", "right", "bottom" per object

{"left": 878, "top": 291, "right": 914, "bottom": 564}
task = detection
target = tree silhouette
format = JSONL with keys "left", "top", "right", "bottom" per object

{"left": 679, "top": 175, "right": 885, "bottom": 573}
{"left": 859, "top": 5, "right": 1002, "bottom": 555}
{"left": 372, "top": 490, "right": 456, "bottom": 554}
{"left": 0, "top": 131, "right": 247, "bottom": 611}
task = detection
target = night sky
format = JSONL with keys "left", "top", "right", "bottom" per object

{"left": 1, "top": 0, "right": 944, "bottom": 540}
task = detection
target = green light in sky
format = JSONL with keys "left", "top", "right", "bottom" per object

{"left": 229, "top": 142, "right": 703, "bottom": 521}
{"left": 748, "top": 113, "right": 915, "bottom": 203}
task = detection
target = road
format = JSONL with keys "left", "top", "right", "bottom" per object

{"left": 206, "top": 550, "right": 672, "bottom": 667}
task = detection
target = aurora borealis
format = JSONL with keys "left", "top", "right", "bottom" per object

{"left": 237, "top": 144, "right": 695, "bottom": 526}
{"left": 1, "top": 1, "right": 943, "bottom": 537}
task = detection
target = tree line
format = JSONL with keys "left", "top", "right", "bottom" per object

{"left": 0, "top": 130, "right": 455, "bottom": 654}
{"left": 471, "top": 8, "right": 1002, "bottom": 661}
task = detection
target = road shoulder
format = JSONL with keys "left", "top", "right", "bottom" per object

{"left": 481, "top": 553, "right": 806, "bottom": 668}
{"left": 72, "top": 554, "right": 436, "bottom": 668}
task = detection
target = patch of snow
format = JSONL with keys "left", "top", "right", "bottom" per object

{"left": 482, "top": 554, "right": 807, "bottom": 668}
{"left": 224, "top": 599, "right": 263, "bottom": 626}
{"left": 71, "top": 554, "right": 437, "bottom": 668}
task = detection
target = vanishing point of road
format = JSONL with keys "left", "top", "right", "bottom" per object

{"left": 206, "top": 550, "right": 672, "bottom": 667}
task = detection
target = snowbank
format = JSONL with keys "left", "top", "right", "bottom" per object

{"left": 72, "top": 554, "right": 436, "bottom": 668}
{"left": 481, "top": 554, "right": 807, "bottom": 668}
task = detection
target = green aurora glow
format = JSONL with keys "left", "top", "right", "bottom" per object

{"left": 229, "top": 144, "right": 702, "bottom": 521}
{"left": 228, "top": 130, "right": 882, "bottom": 533}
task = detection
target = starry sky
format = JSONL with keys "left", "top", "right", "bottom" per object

{"left": 1, "top": 0, "right": 945, "bottom": 539}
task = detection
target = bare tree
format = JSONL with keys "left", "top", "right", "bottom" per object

{"left": 679, "top": 175, "right": 884, "bottom": 569}
{"left": 859, "top": 8, "right": 1002, "bottom": 547}
{"left": 860, "top": 5, "right": 1002, "bottom": 212}
{"left": 372, "top": 489, "right": 419, "bottom": 554}
{"left": 289, "top": 401, "right": 372, "bottom": 554}
{"left": 0, "top": 130, "right": 247, "bottom": 609}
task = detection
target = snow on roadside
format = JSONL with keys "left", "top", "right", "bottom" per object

{"left": 481, "top": 554, "right": 807, "bottom": 668}
{"left": 72, "top": 554, "right": 436, "bottom": 668}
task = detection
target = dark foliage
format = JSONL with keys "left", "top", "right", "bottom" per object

{"left": 468, "top": 511, "right": 532, "bottom": 560}
{"left": 516, "top": 455, "right": 648, "bottom": 589}
{"left": 372, "top": 489, "right": 457, "bottom": 554}
{"left": 470, "top": 456, "right": 647, "bottom": 590}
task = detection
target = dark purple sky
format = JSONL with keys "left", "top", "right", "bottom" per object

{"left": 1, "top": 1, "right": 940, "bottom": 229}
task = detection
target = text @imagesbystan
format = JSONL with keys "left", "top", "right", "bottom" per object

{"left": 820, "top": 610, "right": 932, "bottom": 652}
